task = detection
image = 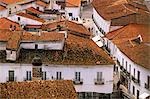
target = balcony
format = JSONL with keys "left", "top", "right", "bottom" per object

{"left": 120, "top": 67, "right": 130, "bottom": 78}
{"left": 24, "top": 77, "right": 32, "bottom": 81}
{"left": 132, "top": 76, "right": 140, "bottom": 85}
{"left": 6, "top": 77, "right": 17, "bottom": 82}
{"left": 73, "top": 78, "right": 83, "bottom": 85}
{"left": 145, "top": 83, "right": 150, "bottom": 91}
{"left": 94, "top": 78, "right": 104, "bottom": 85}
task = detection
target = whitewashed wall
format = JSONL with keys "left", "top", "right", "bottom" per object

{"left": 65, "top": 7, "right": 80, "bottom": 19}
{"left": 20, "top": 41, "right": 64, "bottom": 50}
{"left": 0, "top": 64, "right": 113, "bottom": 94}
{"left": 0, "top": 63, "right": 32, "bottom": 83}
{"left": 93, "top": 8, "right": 111, "bottom": 36}
{"left": 42, "top": 65, "right": 114, "bottom": 93}
{"left": 8, "top": 14, "right": 43, "bottom": 25}
{"left": 6, "top": 50, "right": 17, "bottom": 61}
{"left": 104, "top": 38, "right": 150, "bottom": 97}
{"left": 0, "top": 9, "right": 8, "bottom": 18}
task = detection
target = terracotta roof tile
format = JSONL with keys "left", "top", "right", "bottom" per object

{"left": 42, "top": 20, "right": 91, "bottom": 37}
{"left": 36, "top": 0, "right": 48, "bottom": 7}
{"left": 0, "top": 5, "right": 6, "bottom": 11}
{"left": 17, "top": 12, "right": 45, "bottom": 23}
{"left": 16, "top": 34, "right": 114, "bottom": 65}
{"left": 92, "top": 0, "right": 150, "bottom": 20}
{"left": 66, "top": 0, "right": 81, "bottom": 7}
{"left": 0, "top": 30, "right": 12, "bottom": 41}
{"left": 6, "top": 31, "right": 21, "bottom": 50}
{"left": 22, "top": 32, "right": 65, "bottom": 42}
{"left": 0, "top": 18, "right": 22, "bottom": 30}
{"left": 26, "top": 7, "right": 44, "bottom": 15}
{"left": 0, "top": 0, "right": 22, "bottom": 4}
{"left": 0, "top": 80, "right": 77, "bottom": 99}
{"left": 106, "top": 24, "right": 150, "bottom": 42}
{"left": 106, "top": 24, "right": 150, "bottom": 69}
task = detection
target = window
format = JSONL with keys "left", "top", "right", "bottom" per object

{"left": 37, "top": 7, "right": 39, "bottom": 10}
{"left": 137, "top": 90, "right": 139, "bottom": 99}
{"left": 126, "top": 61, "right": 127, "bottom": 70}
{"left": 122, "top": 58, "right": 124, "bottom": 66}
{"left": 137, "top": 71, "right": 140, "bottom": 83}
{"left": 97, "top": 72, "right": 102, "bottom": 81}
{"left": 133, "top": 86, "right": 135, "bottom": 95}
{"left": 68, "top": 13, "right": 72, "bottom": 16}
{"left": 35, "top": 44, "right": 38, "bottom": 50}
{"left": 26, "top": 71, "right": 31, "bottom": 80}
{"left": 42, "top": 71, "right": 46, "bottom": 80}
{"left": 8, "top": 70, "right": 14, "bottom": 81}
{"left": 148, "top": 76, "right": 150, "bottom": 88}
{"left": 129, "top": 64, "right": 131, "bottom": 73}
{"left": 75, "top": 72, "right": 81, "bottom": 81}
{"left": 9, "top": 8, "right": 11, "bottom": 14}
{"left": 134, "top": 68, "right": 135, "bottom": 77}
{"left": 18, "top": 17, "right": 20, "bottom": 21}
{"left": 56, "top": 72, "right": 62, "bottom": 80}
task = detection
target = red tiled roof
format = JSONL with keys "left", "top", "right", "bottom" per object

{"left": 92, "top": 0, "right": 150, "bottom": 20}
{"left": 106, "top": 24, "right": 150, "bottom": 69}
{"left": 25, "top": 24, "right": 42, "bottom": 29}
{"left": 6, "top": 31, "right": 21, "bottom": 50}
{"left": 66, "top": 0, "right": 81, "bottom": 7}
{"left": 0, "top": 30, "right": 12, "bottom": 41}
{"left": 26, "top": 7, "right": 43, "bottom": 15}
{"left": 0, "top": 0, "right": 22, "bottom": 4}
{"left": 17, "top": 12, "right": 45, "bottom": 23}
{"left": 65, "top": 34, "right": 114, "bottom": 65}
{"left": 42, "top": 20, "right": 91, "bottom": 37}
{"left": 0, "top": 5, "right": 6, "bottom": 11}
{"left": 0, "top": 18, "right": 22, "bottom": 30}
{"left": 0, "top": 80, "right": 77, "bottom": 99}
{"left": 36, "top": 0, "right": 48, "bottom": 7}
{"left": 106, "top": 24, "right": 150, "bottom": 42}
{"left": 22, "top": 32, "right": 65, "bottom": 42}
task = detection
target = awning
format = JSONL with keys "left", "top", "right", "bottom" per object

{"left": 139, "top": 92, "right": 150, "bottom": 99}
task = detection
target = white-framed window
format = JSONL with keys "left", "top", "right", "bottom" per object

{"left": 122, "top": 58, "right": 124, "bottom": 66}
{"left": 26, "top": 71, "right": 31, "bottom": 80}
{"left": 42, "top": 71, "right": 46, "bottom": 80}
{"left": 97, "top": 72, "right": 102, "bottom": 81}
{"left": 134, "top": 68, "right": 135, "bottom": 77}
{"left": 75, "top": 72, "right": 81, "bottom": 81}
{"left": 126, "top": 61, "right": 128, "bottom": 70}
{"left": 56, "top": 72, "right": 62, "bottom": 80}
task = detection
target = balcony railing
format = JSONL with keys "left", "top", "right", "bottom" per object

{"left": 94, "top": 78, "right": 104, "bottom": 85}
{"left": 120, "top": 66, "right": 131, "bottom": 78}
{"left": 145, "top": 83, "right": 150, "bottom": 91}
{"left": 24, "top": 77, "right": 32, "bottom": 81}
{"left": 73, "top": 78, "right": 83, "bottom": 85}
{"left": 6, "top": 77, "right": 17, "bottom": 82}
{"left": 132, "top": 76, "right": 140, "bottom": 85}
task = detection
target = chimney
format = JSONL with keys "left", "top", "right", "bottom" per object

{"left": 32, "top": 55, "right": 43, "bottom": 81}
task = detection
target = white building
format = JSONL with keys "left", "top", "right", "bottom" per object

{"left": 0, "top": 5, "right": 7, "bottom": 18}
{"left": 0, "top": 19, "right": 115, "bottom": 98}
{"left": 104, "top": 24, "right": 150, "bottom": 99}
{"left": 65, "top": 0, "right": 81, "bottom": 20}
{"left": 91, "top": 0, "right": 150, "bottom": 37}
{"left": 8, "top": 12, "right": 45, "bottom": 25}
